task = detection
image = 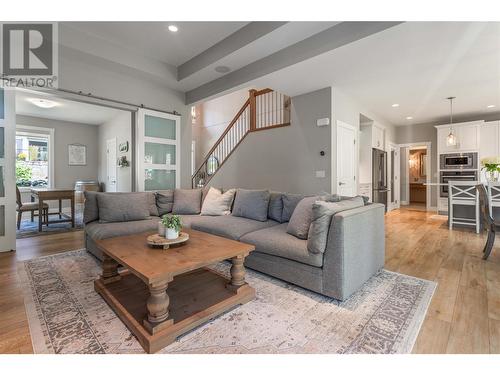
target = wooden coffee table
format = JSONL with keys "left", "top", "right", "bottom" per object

{"left": 94, "top": 228, "right": 255, "bottom": 353}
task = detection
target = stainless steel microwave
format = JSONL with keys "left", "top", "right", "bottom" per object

{"left": 439, "top": 152, "right": 478, "bottom": 170}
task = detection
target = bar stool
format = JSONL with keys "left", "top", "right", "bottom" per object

{"left": 448, "top": 181, "right": 480, "bottom": 234}
{"left": 487, "top": 181, "right": 500, "bottom": 213}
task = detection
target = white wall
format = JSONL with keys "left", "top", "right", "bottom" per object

{"left": 330, "top": 86, "right": 396, "bottom": 193}
{"left": 98, "top": 111, "right": 133, "bottom": 192}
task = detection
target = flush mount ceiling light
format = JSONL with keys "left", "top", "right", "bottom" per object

{"left": 446, "top": 96, "right": 457, "bottom": 147}
{"left": 27, "top": 98, "right": 58, "bottom": 109}
{"left": 406, "top": 116, "right": 413, "bottom": 120}
{"left": 168, "top": 25, "right": 178, "bottom": 32}
{"left": 214, "top": 66, "right": 231, "bottom": 74}
{"left": 487, "top": 104, "right": 496, "bottom": 109}
{"left": 391, "top": 103, "right": 400, "bottom": 107}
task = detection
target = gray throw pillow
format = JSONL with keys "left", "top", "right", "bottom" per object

{"left": 146, "top": 192, "right": 159, "bottom": 216}
{"left": 172, "top": 189, "right": 202, "bottom": 215}
{"left": 156, "top": 190, "right": 174, "bottom": 216}
{"left": 201, "top": 187, "right": 236, "bottom": 216}
{"left": 97, "top": 193, "right": 149, "bottom": 223}
{"left": 83, "top": 191, "right": 99, "bottom": 224}
{"left": 268, "top": 191, "right": 284, "bottom": 222}
{"left": 286, "top": 196, "right": 319, "bottom": 239}
{"left": 232, "top": 189, "right": 270, "bottom": 222}
{"left": 281, "top": 193, "right": 304, "bottom": 222}
{"left": 307, "top": 196, "right": 365, "bottom": 254}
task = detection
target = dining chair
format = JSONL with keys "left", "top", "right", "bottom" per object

{"left": 16, "top": 186, "right": 49, "bottom": 230}
{"left": 477, "top": 183, "right": 499, "bottom": 260}
{"left": 448, "top": 181, "right": 480, "bottom": 234}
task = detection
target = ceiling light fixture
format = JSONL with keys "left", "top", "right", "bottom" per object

{"left": 214, "top": 66, "right": 231, "bottom": 74}
{"left": 446, "top": 96, "right": 457, "bottom": 147}
{"left": 406, "top": 116, "right": 413, "bottom": 120}
{"left": 487, "top": 104, "right": 496, "bottom": 109}
{"left": 391, "top": 103, "right": 400, "bottom": 107}
{"left": 168, "top": 25, "right": 178, "bottom": 32}
{"left": 27, "top": 98, "right": 58, "bottom": 109}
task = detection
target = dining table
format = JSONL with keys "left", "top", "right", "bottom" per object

{"left": 31, "top": 188, "right": 76, "bottom": 232}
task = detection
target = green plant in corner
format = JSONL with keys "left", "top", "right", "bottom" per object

{"left": 161, "top": 214, "right": 182, "bottom": 232}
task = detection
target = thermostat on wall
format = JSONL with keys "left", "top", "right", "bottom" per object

{"left": 316, "top": 118, "right": 330, "bottom": 127}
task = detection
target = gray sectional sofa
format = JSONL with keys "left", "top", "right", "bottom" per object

{"left": 83, "top": 189, "right": 385, "bottom": 301}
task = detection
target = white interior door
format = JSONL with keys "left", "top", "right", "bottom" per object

{"left": 388, "top": 143, "right": 400, "bottom": 211}
{"left": 0, "top": 88, "right": 16, "bottom": 252}
{"left": 336, "top": 120, "right": 357, "bottom": 197}
{"left": 106, "top": 138, "right": 117, "bottom": 192}
{"left": 137, "top": 109, "right": 181, "bottom": 191}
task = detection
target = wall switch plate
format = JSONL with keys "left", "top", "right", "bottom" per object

{"left": 316, "top": 170, "right": 326, "bottom": 178}
{"left": 316, "top": 118, "right": 330, "bottom": 127}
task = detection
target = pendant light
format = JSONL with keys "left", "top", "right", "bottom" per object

{"left": 446, "top": 96, "right": 457, "bottom": 146}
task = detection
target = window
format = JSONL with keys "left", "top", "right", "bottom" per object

{"left": 15, "top": 131, "right": 50, "bottom": 188}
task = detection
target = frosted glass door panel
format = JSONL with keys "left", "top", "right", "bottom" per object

{"left": 144, "top": 169, "right": 176, "bottom": 191}
{"left": 145, "top": 115, "right": 176, "bottom": 140}
{"left": 144, "top": 142, "right": 176, "bottom": 166}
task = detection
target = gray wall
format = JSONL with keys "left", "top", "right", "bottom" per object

{"left": 207, "top": 87, "right": 331, "bottom": 194}
{"left": 17, "top": 115, "right": 99, "bottom": 189}
{"left": 58, "top": 46, "right": 190, "bottom": 188}
{"left": 98, "top": 111, "right": 132, "bottom": 192}
{"left": 395, "top": 123, "right": 438, "bottom": 207}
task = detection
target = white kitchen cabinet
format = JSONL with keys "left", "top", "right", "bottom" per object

{"left": 480, "top": 121, "right": 499, "bottom": 159}
{"left": 457, "top": 125, "right": 479, "bottom": 151}
{"left": 372, "top": 125, "right": 385, "bottom": 151}
{"left": 436, "top": 121, "right": 480, "bottom": 152}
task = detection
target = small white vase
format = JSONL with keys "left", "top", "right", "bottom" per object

{"left": 158, "top": 222, "right": 165, "bottom": 237}
{"left": 166, "top": 228, "right": 179, "bottom": 240}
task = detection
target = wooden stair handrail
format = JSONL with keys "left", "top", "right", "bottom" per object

{"left": 192, "top": 98, "right": 250, "bottom": 179}
{"left": 192, "top": 88, "right": 290, "bottom": 187}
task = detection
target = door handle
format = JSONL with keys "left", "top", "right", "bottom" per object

{"left": 339, "top": 182, "right": 346, "bottom": 186}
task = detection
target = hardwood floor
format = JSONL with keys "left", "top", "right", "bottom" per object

{"left": 1, "top": 208, "right": 500, "bottom": 354}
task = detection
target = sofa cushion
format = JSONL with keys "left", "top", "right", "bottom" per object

{"left": 156, "top": 190, "right": 174, "bottom": 216}
{"left": 281, "top": 193, "right": 303, "bottom": 222}
{"left": 83, "top": 191, "right": 99, "bottom": 224}
{"left": 268, "top": 191, "right": 284, "bottom": 222}
{"left": 86, "top": 218, "right": 159, "bottom": 240}
{"left": 240, "top": 223, "right": 323, "bottom": 267}
{"left": 172, "top": 189, "right": 202, "bottom": 215}
{"left": 191, "top": 215, "right": 279, "bottom": 240}
{"left": 231, "top": 189, "right": 270, "bottom": 222}
{"left": 96, "top": 193, "right": 150, "bottom": 223}
{"left": 286, "top": 196, "right": 319, "bottom": 239}
{"left": 201, "top": 187, "right": 236, "bottom": 216}
{"left": 307, "top": 197, "right": 365, "bottom": 254}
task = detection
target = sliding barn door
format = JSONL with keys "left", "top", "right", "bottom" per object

{"left": 136, "top": 109, "right": 181, "bottom": 191}
{"left": 0, "top": 88, "right": 16, "bottom": 252}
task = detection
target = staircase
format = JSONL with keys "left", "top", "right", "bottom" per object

{"left": 192, "top": 89, "right": 291, "bottom": 188}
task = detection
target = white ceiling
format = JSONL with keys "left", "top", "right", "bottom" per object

{"left": 63, "top": 22, "right": 248, "bottom": 67}
{"left": 16, "top": 90, "right": 125, "bottom": 125}
{"left": 236, "top": 22, "right": 500, "bottom": 126}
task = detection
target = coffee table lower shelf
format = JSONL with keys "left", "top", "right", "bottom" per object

{"left": 94, "top": 268, "right": 255, "bottom": 353}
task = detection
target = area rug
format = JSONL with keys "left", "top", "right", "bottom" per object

{"left": 16, "top": 207, "right": 84, "bottom": 239}
{"left": 18, "top": 249, "right": 436, "bottom": 354}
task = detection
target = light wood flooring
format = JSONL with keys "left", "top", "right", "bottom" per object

{"left": 1, "top": 208, "right": 500, "bottom": 354}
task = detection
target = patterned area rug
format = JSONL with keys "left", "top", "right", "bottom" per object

{"left": 16, "top": 207, "right": 84, "bottom": 239}
{"left": 18, "top": 250, "right": 436, "bottom": 354}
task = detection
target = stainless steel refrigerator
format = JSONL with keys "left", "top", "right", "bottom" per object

{"left": 372, "top": 148, "right": 388, "bottom": 211}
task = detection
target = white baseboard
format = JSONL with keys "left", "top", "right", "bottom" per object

{"left": 401, "top": 201, "right": 409, "bottom": 205}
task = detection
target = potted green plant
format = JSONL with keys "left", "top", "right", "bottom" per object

{"left": 161, "top": 214, "right": 182, "bottom": 240}
{"left": 481, "top": 156, "right": 500, "bottom": 181}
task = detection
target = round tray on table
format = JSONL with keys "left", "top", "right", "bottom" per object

{"left": 146, "top": 232, "right": 189, "bottom": 250}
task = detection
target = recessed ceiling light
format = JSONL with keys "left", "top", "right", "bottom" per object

{"left": 168, "top": 25, "right": 178, "bottom": 32}
{"left": 487, "top": 104, "right": 496, "bottom": 109}
{"left": 406, "top": 116, "right": 413, "bottom": 120}
{"left": 27, "top": 98, "right": 58, "bottom": 109}
{"left": 214, "top": 66, "right": 231, "bottom": 74}
{"left": 391, "top": 103, "right": 400, "bottom": 107}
